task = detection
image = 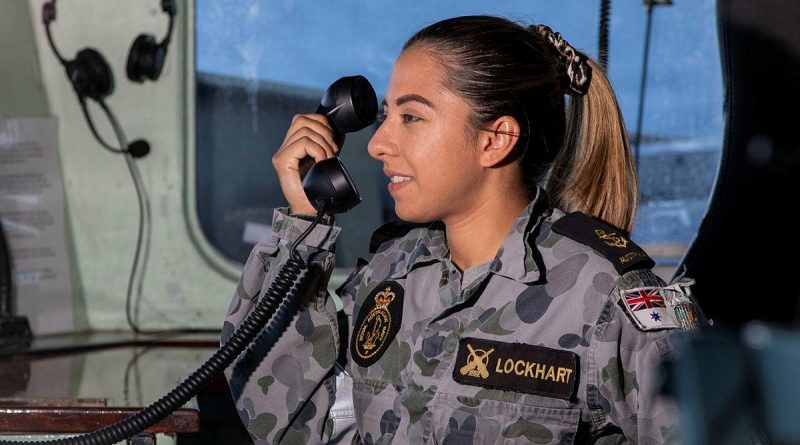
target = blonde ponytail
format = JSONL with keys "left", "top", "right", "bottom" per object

{"left": 545, "top": 58, "right": 638, "bottom": 232}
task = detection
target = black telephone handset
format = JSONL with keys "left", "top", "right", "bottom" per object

{"left": 302, "top": 75, "right": 378, "bottom": 214}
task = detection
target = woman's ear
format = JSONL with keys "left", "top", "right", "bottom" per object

{"left": 476, "top": 115, "right": 523, "bottom": 168}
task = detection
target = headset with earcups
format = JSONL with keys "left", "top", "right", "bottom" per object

{"left": 42, "top": 0, "right": 176, "bottom": 158}
{"left": 42, "top": 0, "right": 176, "bottom": 92}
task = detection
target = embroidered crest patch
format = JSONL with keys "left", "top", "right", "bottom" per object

{"left": 452, "top": 338, "right": 579, "bottom": 400}
{"left": 350, "top": 281, "right": 404, "bottom": 367}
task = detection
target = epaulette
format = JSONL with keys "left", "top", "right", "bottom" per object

{"left": 550, "top": 212, "right": 655, "bottom": 275}
{"left": 369, "top": 220, "right": 428, "bottom": 254}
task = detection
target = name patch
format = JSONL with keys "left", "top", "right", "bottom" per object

{"left": 453, "top": 338, "right": 579, "bottom": 400}
{"left": 350, "top": 281, "right": 404, "bottom": 367}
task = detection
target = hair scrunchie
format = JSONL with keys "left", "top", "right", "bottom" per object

{"left": 530, "top": 24, "right": 592, "bottom": 96}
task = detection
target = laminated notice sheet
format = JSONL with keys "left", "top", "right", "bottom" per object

{"left": 0, "top": 117, "right": 74, "bottom": 334}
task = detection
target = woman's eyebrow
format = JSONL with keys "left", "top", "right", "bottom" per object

{"left": 381, "top": 94, "right": 436, "bottom": 110}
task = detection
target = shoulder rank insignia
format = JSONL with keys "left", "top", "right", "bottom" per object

{"left": 351, "top": 281, "right": 404, "bottom": 367}
{"left": 551, "top": 212, "right": 654, "bottom": 274}
{"left": 619, "top": 279, "right": 702, "bottom": 331}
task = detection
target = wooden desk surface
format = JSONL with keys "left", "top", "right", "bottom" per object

{"left": 0, "top": 332, "right": 221, "bottom": 436}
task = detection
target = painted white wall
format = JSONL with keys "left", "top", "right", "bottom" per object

{"left": 0, "top": 1, "right": 50, "bottom": 117}
{"left": 6, "top": 0, "right": 240, "bottom": 332}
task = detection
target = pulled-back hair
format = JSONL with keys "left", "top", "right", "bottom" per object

{"left": 403, "top": 15, "right": 638, "bottom": 232}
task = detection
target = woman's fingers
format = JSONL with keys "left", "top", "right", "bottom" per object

{"left": 284, "top": 114, "right": 338, "bottom": 153}
{"left": 284, "top": 127, "right": 337, "bottom": 159}
{"left": 271, "top": 113, "right": 341, "bottom": 215}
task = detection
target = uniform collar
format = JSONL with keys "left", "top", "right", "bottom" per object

{"left": 486, "top": 187, "right": 549, "bottom": 284}
{"left": 391, "top": 187, "right": 549, "bottom": 284}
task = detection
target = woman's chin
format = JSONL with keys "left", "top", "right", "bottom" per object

{"left": 394, "top": 203, "right": 430, "bottom": 224}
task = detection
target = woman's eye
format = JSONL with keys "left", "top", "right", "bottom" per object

{"left": 375, "top": 113, "right": 421, "bottom": 126}
{"left": 401, "top": 114, "right": 421, "bottom": 124}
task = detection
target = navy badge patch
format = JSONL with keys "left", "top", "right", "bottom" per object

{"left": 453, "top": 338, "right": 579, "bottom": 400}
{"left": 551, "top": 212, "right": 655, "bottom": 274}
{"left": 351, "top": 281, "right": 404, "bottom": 367}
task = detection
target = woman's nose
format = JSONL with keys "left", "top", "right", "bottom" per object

{"left": 367, "top": 121, "right": 396, "bottom": 160}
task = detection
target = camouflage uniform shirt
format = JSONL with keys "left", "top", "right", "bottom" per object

{"left": 223, "top": 188, "right": 698, "bottom": 444}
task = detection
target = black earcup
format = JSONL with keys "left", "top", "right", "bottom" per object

{"left": 66, "top": 48, "right": 114, "bottom": 100}
{"left": 126, "top": 34, "right": 166, "bottom": 82}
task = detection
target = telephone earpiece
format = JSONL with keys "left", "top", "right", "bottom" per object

{"left": 303, "top": 75, "right": 378, "bottom": 214}
{"left": 316, "top": 75, "right": 379, "bottom": 135}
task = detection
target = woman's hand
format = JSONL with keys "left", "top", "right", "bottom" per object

{"left": 272, "top": 114, "right": 341, "bottom": 215}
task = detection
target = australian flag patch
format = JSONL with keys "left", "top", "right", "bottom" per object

{"left": 619, "top": 287, "right": 678, "bottom": 331}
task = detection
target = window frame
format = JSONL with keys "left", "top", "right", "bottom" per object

{"left": 184, "top": 0, "right": 242, "bottom": 280}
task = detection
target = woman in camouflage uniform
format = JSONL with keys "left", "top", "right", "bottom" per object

{"left": 224, "top": 15, "right": 703, "bottom": 444}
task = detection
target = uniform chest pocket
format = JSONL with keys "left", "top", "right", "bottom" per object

{"left": 431, "top": 392, "right": 580, "bottom": 445}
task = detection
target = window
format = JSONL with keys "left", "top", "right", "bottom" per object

{"left": 195, "top": 0, "right": 723, "bottom": 273}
